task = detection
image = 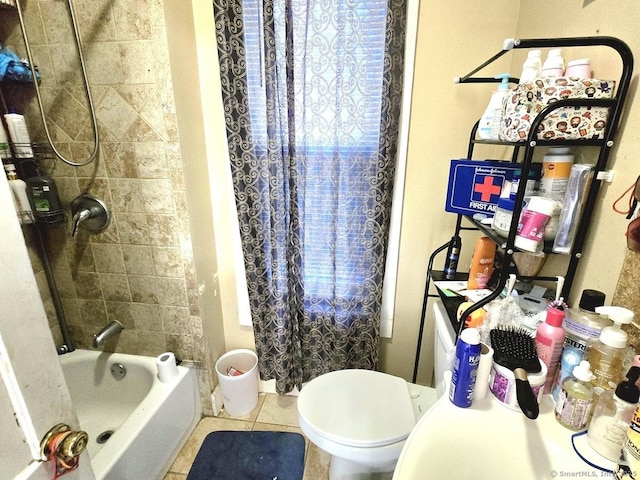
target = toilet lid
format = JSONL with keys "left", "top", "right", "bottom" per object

{"left": 297, "top": 369, "right": 416, "bottom": 448}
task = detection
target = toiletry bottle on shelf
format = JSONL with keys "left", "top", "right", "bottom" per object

{"left": 477, "top": 73, "right": 511, "bottom": 141}
{"left": 449, "top": 327, "right": 481, "bottom": 408}
{"left": 587, "top": 306, "right": 634, "bottom": 392}
{"left": 519, "top": 50, "right": 541, "bottom": 83}
{"left": 555, "top": 360, "right": 596, "bottom": 431}
{"left": 551, "top": 289, "right": 608, "bottom": 401}
{"left": 26, "top": 171, "right": 65, "bottom": 224}
{"left": 588, "top": 366, "right": 640, "bottom": 461}
{"left": 536, "top": 307, "right": 566, "bottom": 393}
{"left": 443, "top": 235, "right": 461, "bottom": 279}
{"left": 542, "top": 48, "right": 565, "bottom": 77}
{"left": 514, "top": 195, "right": 559, "bottom": 253}
{"left": 539, "top": 147, "right": 574, "bottom": 201}
{"left": 4, "top": 163, "right": 33, "bottom": 224}
{"left": 4, "top": 112, "right": 34, "bottom": 158}
{"left": 467, "top": 237, "right": 495, "bottom": 290}
{"left": 0, "top": 118, "right": 10, "bottom": 159}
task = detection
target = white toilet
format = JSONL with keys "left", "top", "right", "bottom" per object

{"left": 297, "top": 301, "right": 454, "bottom": 480}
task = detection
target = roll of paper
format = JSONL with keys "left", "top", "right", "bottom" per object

{"left": 473, "top": 342, "right": 494, "bottom": 400}
{"left": 156, "top": 352, "right": 179, "bottom": 383}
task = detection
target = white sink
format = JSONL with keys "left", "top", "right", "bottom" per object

{"left": 393, "top": 373, "right": 615, "bottom": 479}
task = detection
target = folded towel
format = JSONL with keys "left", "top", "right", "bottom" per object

{"left": 0, "top": 46, "right": 40, "bottom": 83}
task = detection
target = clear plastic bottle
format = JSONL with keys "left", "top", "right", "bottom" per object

{"left": 588, "top": 366, "right": 640, "bottom": 461}
{"left": 552, "top": 289, "right": 608, "bottom": 401}
{"left": 587, "top": 306, "right": 634, "bottom": 392}
{"left": 555, "top": 360, "right": 596, "bottom": 430}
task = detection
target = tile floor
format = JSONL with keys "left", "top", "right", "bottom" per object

{"left": 163, "top": 393, "right": 330, "bottom": 479}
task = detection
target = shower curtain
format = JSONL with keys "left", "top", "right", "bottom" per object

{"left": 214, "top": 0, "right": 407, "bottom": 393}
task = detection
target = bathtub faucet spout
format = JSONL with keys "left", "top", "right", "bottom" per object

{"left": 93, "top": 321, "right": 124, "bottom": 348}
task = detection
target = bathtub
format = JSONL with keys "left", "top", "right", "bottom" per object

{"left": 59, "top": 349, "right": 201, "bottom": 480}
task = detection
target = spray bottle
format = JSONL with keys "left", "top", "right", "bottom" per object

{"left": 477, "top": 74, "right": 511, "bottom": 141}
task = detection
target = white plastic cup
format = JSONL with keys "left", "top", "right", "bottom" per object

{"left": 215, "top": 349, "right": 259, "bottom": 417}
{"left": 473, "top": 342, "right": 494, "bottom": 400}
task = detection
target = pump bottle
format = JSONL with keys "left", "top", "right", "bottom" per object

{"left": 587, "top": 306, "right": 634, "bottom": 392}
{"left": 555, "top": 360, "right": 596, "bottom": 430}
{"left": 478, "top": 74, "right": 511, "bottom": 141}
{"left": 588, "top": 366, "right": 640, "bottom": 461}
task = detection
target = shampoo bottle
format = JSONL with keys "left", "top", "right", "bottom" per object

{"left": 555, "top": 360, "right": 596, "bottom": 430}
{"left": 4, "top": 112, "right": 34, "bottom": 158}
{"left": 467, "top": 237, "right": 496, "bottom": 290}
{"left": 449, "top": 327, "right": 481, "bottom": 408}
{"left": 588, "top": 366, "right": 640, "bottom": 461}
{"left": 477, "top": 73, "right": 511, "bottom": 141}
{"left": 536, "top": 307, "right": 566, "bottom": 393}
{"left": 587, "top": 306, "right": 634, "bottom": 392}
{"left": 0, "top": 119, "right": 10, "bottom": 159}
{"left": 4, "top": 163, "right": 33, "bottom": 224}
{"left": 26, "top": 173, "right": 64, "bottom": 223}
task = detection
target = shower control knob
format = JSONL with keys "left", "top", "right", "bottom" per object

{"left": 59, "top": 430, "right": 89, "bottom": 458}
{"left": 40, "top": 423, "right": 89, "bottom": 460}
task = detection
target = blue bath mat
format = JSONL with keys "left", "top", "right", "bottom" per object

{"left": 186, "top": 430, "right": 305, "bottom": 480}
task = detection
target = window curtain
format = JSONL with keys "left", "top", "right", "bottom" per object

{"left": 214, "top": 0, "right": 407, "bottom": 394}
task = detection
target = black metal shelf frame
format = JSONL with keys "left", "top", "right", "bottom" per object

{"left": 412, "top": 36, "right": 634, "bottom": 384}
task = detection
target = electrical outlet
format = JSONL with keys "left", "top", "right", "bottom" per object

{"left": 211, "top": 386, "right": 224, "bottom": 416}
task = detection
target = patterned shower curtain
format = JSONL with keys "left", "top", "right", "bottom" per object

{"left": 214, "top": 0, "right": 406, "bottom": 393}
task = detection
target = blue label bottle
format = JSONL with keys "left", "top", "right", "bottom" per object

{"left": 450, "top": 327, "right": 481, "bottom": 408}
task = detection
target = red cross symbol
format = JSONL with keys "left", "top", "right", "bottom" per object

{"left": 473, "top": 176, "right": 501, "bottom": 202}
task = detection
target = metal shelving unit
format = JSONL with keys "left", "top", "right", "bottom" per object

{"left": 412, "top": 36, "right": 634, "bottom": 383}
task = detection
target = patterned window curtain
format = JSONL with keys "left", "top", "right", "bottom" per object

{"left": 214, "top": 0, "right": 406, "bottom": 394}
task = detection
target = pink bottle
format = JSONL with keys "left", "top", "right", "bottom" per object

{"left": 536, "top": 307, "right": 566, "bottom": 393}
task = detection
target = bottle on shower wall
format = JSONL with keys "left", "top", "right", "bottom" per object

{"left": 4, "top": 112, "right": 34, "bottom": 158}
{"left": 0, "top": 118, "right": 10, "bottom": 159}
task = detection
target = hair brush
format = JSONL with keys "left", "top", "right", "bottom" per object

{"left": 490, "top": 326, "right": 542, "bottom": 419}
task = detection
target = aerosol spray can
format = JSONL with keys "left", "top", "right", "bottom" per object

{"left": 443, "top": 235, "right": 461, "bottom": 280}
{"left": 450, "top": 327, "right": 481, "bottom": 408}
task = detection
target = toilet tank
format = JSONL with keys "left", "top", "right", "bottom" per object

{"left": 433, "top": 301, "right": 455, "bottom": 398}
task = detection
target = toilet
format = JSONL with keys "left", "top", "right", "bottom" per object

{"left": 297, "top": 301, "right": 454, "bottom": 480}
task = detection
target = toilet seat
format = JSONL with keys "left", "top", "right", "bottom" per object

{"left": 297, "top": 369, "right": 416, "bottom": 448}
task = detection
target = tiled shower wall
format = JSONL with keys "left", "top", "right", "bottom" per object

{"left": 0, "top": 1, "right": 213, "bottom": 413}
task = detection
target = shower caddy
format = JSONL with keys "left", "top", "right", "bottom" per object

{"left": 413, "top": 36, "right": 633, "bottom": 383}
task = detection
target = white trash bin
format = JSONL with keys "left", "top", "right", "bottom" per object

{"left": 215, "top": 349, "right": 259, "bottom": 417}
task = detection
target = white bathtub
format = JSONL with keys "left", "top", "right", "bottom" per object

{"left": 59, "top": 349, "right": 201, "bottom": 480}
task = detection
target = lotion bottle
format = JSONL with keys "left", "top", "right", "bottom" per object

{"left": 588, "top": 366, "right": 640, "bottom": 461}
{"left": 477, "top": 74, "right": 511, "bottom": 140}
{"left": 536, "top": 307, "right": 566, "bottom": 393}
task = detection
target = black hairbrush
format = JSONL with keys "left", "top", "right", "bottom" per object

{"left": 490, "top": 326, "right": 541, "bottom": 419}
